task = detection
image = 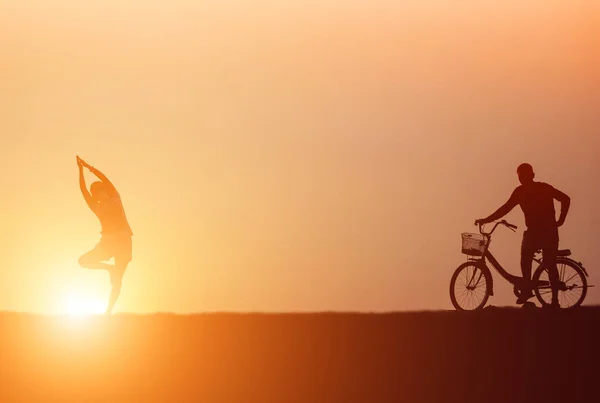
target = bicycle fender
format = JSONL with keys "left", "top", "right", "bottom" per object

{"left": 577, "top": 262, "right": 589, "bottom": 278}
{"left": 561, "top": 258, "right": 589, "bottom": 278}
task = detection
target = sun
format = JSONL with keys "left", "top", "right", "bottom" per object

{"left": 63, "top": 291, "right": 106, "bottom": 317}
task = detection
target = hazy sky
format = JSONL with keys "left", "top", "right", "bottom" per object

{"left": 1, "top": 1, "right": 598, "bottom": 313}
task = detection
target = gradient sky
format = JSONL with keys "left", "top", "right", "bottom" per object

{"left": 1, "top": 1, "right": 598, "bottom": 313}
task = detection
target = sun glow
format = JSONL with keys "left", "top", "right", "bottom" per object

{"left": 63, "top": 292, "right": 106, "bottom": 317}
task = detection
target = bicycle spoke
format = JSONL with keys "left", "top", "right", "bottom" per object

{"left": 456, "top": 289, "right": 469, "bottom": 300}
{"left": 561, "top": 291, "right": 573, "bottom": 307}
{"left": 468, "top": 291, "right": 477, "bottom": 309}
{"left": 562, "top": 288, "right": 580, "bottom": 308}
{"left": 564, "top": 271, "right": 579, "bottom": 284}
{"left": 464, "top": 292, "right": 472, "bottom": 309}
{"left": 456, "top": 276, "right": 467, "bottom": 288}
{"left": 567, "top": 290, "right": 582, "bottom": 305}
{"left": 458, "top": 289, "right": 470, "bottom": 305}
{"left": 560, "top": 291, "right": 568, "bottom": 306}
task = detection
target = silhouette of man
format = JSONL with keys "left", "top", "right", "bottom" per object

{"left": 475, "top": 163, "right": 570, "bottom": 308}
{"left": 76, "top": 156, "right": 133, "bottom": 315}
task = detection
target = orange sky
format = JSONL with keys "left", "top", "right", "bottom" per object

{"left": 1, "top": 1, "right": 598, "bottom": 314}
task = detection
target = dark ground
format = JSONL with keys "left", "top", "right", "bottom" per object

{"left": 1, "top": 307, "right": 599, "bottom": 403}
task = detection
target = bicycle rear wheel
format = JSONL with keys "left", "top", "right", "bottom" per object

{"left": 533, "top": 258, "right": 587, "bottom": 309}
{"left": 450, "top": 262, "right": 491, "bottom": 311}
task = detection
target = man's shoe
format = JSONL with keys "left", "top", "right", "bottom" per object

{"left": 542, "top": 302, "right": 561, "bottom": 310}
{"left": 516, "top": 290, "right": 534, "bottom": 304}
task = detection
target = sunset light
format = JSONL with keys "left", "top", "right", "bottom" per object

{"left": 0, "top": 1, "right": 597, "bottom": 402}
{"left": 63, "top": 291, "right": 106, "bottom": 317}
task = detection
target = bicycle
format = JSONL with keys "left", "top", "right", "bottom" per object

{"left": 449, "top": 220, "right": 591, "bottom": 311}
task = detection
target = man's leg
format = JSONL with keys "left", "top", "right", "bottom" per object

{"left": 518, "top": 231, "right": 536, "bottom": 303}
{"left": 542, "top": 236, "right": 560, "bottom": 308}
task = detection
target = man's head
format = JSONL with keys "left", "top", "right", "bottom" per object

{"left": 90, "top": 181, "right": 110, "bottom": 201}
{"left": 517, "top": 163, "right": 535, "bottom": 185}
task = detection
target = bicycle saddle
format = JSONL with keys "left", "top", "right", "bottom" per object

{"left": 535, "top": 249, "right": 571, "bottom": 257}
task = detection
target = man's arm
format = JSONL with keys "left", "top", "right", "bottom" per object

{"left": 552, "top": 187, "right": 571, "bottom": 227}
{"left": 476, "top": 190, "right": 519, "bottom": 225}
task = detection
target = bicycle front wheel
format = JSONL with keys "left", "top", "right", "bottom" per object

{"left": 450, "top": 262, "right": 491, "bottom": 311}
{"left": 533, "top": 259, "right": 587, "bottom": 309}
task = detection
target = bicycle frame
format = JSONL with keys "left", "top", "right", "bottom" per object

{"left": 455, "top": 220, "right": 593, "bottom": 308}
{"left": 483, "top": 250, "right": 521, "bottom": 284}
{"left": 466, "top": 221, "right": 537, "bottom": 295}
{"left": 467, "top": 251, "right": 521, "bottom": 296}
{"left": 467, "top": 220, "right": 591, "bottom": 295}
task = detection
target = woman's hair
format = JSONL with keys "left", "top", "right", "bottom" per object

{"left": 90, "top": 181, "right": 107, "bottom": 196}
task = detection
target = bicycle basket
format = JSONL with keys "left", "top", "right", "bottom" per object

{"left": 461, "top": 233, "right": 488, "bottom": 256}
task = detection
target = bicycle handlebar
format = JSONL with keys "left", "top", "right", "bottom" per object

{"left": 478, "top": 220, "right": 518, "bottom": 236}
